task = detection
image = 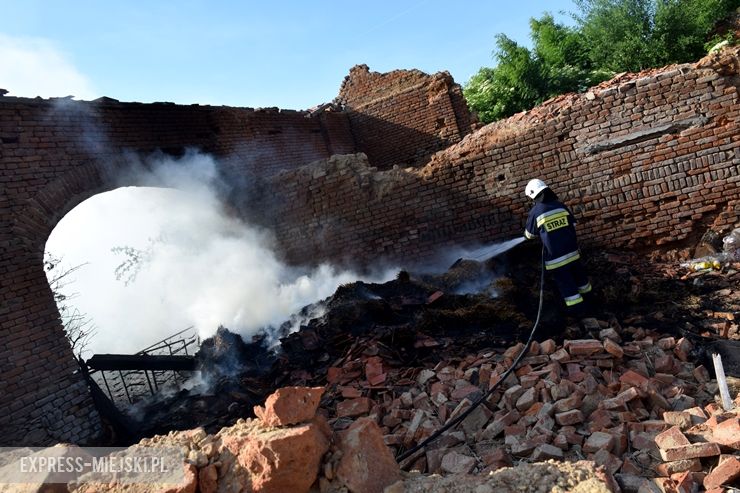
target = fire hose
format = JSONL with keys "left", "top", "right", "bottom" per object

{"left": 396, "top": 243, "right": 546, "bottom": 465}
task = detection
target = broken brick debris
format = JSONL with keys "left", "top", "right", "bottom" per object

{"left": 317, "top": 312, "right": 740, "bottom": 492}
{"left": 253, "top": 386, "right": 324, "bottom": 427}
{"left": 335, "top": 418, "right": 402, "bottom": 493}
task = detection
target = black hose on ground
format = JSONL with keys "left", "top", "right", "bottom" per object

{"left": 397, "top": 245, "right": 546, "bottom": 465}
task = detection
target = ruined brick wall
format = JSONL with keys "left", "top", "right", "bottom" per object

{"left": 209, "top": 107, "right": 354, "bottom": 177}
{"left": 272, "top": 49, "right": 740, "bottom": 266}
{"left": 337, "top": 65, "right": 474, "bottom": 169}
{"left": 0, "top": 98, "right": 353, "bottom": 445}
{"left": 2, "top": 49, "right": 739, "bottom": 446}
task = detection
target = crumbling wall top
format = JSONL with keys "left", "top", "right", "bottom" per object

{"left": 337, "top": 64, "right": 456, "bottom": 110}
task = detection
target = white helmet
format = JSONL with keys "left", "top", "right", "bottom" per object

{"left": 525, "top": 179, "right": 548, "bottom": 199}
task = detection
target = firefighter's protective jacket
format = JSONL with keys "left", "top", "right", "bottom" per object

{"left": 524, "top": 200, "right": 580, "bottom": 270}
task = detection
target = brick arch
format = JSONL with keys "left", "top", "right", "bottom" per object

{"left": 1, "top": 158, "right": 151, "bottom": 446}
{"left": 0, "top": 94, "right": 362, "bottom": 445}
{"left": 15, "top": 160, "right": 119, "bottom": 250}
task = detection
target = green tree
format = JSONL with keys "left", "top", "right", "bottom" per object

{"left": 574, "top": 0, "right": 739, "bottom": 71}
{"left": 574, "top": 0, "right": 658, "bottom": 72}
{"left": 464, "top": 35, "right": 545, "bottom": 122}
{"left": 464, "top": 0, "right": 739, "bottom": 123}
{"left": 531, "top": 14, "right": 590, "bottom": 94}
{"left": 652, "top": 0, "right": 739, "bottom": 63}
{"left": 464, "top": 14, "right": 612, "bottom": 122}
{"left": 464, "top": 67, "right": 500, "bottom": 124}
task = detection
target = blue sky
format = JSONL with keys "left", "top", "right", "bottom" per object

{"left": 0, "top": 1, "right": 577, "bottom": 109}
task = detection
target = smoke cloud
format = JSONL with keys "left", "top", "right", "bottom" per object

{"left": 45, "top": 151, "right": 395, "bottom": 356}
{"left": 0, "top": 33, "right": 97, "bottom": 100}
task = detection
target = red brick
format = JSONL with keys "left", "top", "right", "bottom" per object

{"left": 592, "top": 449, "right": 622, "bottom": 476}
{"left": 440, "top": 451, "right": 476, "bottom": 474}
{"left": 504, "top": 384, "right": 525, "bottom": 407}
{"left": 480, "top": 448, "right": 512, "bottom": 468}
{"left": 562, "top": 429, "right": 584, "bottom": 446}
{"left": 565, "top": 339, "right": 604, "bottom": 356}
{"left": 451, "top": 384, "right": 480, "bottom": 400}
{"left": 671, "top": 471, "right": 697, "bottom": 493}
{"left": 340, "top": 386, "right": 362, "bottom": 399}
{"left": 520, "top": 374, "right": 540, "bottom": 389}
{"left": 660, "top": 442, "right": 721, "bottom": 461}
{"left": 603, "top": 338, "right": 624, "bottom": 358}
{"left": 657, "top": 337, "right": 676, "bottom": 350}
{"left": 3, "top": 50, "right": 740, "bottom": 448}
{"left": 599, "top": 327, "right": 621, "bottom": 343}
{"left": 619, "top": 370, "right": 649, "bottom": 387}
{"left": 552, "top": 434, "right": 568, "bottom": 450}
{"left": 509, "top": 437, "right": 536, "bottom": 457}
{"left": 427, "top": 291, "right": 444, "bottom": 304}
{"left": 663, "top": 411, "right": 693, "bottom": 430}
{"left": 531, "top": 443, "right": 564, "bottom": 461}
{"left": 524, "top": 401, "right": 544, "bottom": 416}
{"left": 481, "top": 410, "right": 520, "bottom": 439}
{"left": 655, "top": 426, "right": 691, "bottom": 450}
{"left": 587, "top": 409, "right": 615, "bottom": 432}
{"left": 656, "top": 458, "right": 702, "bottom": 476}
{"left": 653, "top": 355, "right": 675, "bottom": 373}
{"left": 643, "top": 420, "right": 670, "bottom": 432}
{"left": 253, "top": 386, "right": 325, "bottom": 427}
{"left": 712, "top": 417, "right": 740, "bottom": 449}
{"left": 583, "top": 431, "right": 615, "bottom": 453}
{"left": 540, "top": 339, "right": 557, "bottom": 355}
{"left": 674, "top": 337, "right": 692, "bottom": 361}
{"left": 602, "top": 387, "right": 640, "bottom": 410}
{"left": 685, "top": 407, "right": 708, "bottom": 425}
{"left": 515, "top": 387, "right": 537, "bottom": 411}
{"left": 553, "top": 393, "right": 583, "bottom": 413}
{"left": 503, "top": 342, "right": 525, "bottom": 361}
{"left": 632, "top": 432, "right": 658, "bottom": 451}
{"left": 336, "top": 397, "right": 372, "bottom": 418}
{"left": 327, "top": 367, "right": 343, "bottom": 384}
{"left": 692, "top": 365, "right": 710, "bottom": 383}
{"left": 504, "top": 424, "right": 527, "bottom": 437}
{"left": 550, "top": 348, "right": 570, "bottom": 363}
{"left": 704, "top": 455, "right": 740, "bottom": 489}
{"left": 705, "top": 403, "right": 722, "bottom": 415}
{"left": 555, "top": 409, "right": 584, "bottom": 426}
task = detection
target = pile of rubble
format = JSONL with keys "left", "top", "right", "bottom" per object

{"left": 70, "top": 387, "right": 401, "bottom": 493}
{"left": 108, "top": 244, "right": 740, "bottom": 491}
{"left": 63, "top": 385, "right": 617, "bottom": 493}
{"left": 129, "top": 256, "right": 534, "bottom": 438}
{"left": 66, "top": 371, "right": 739, "bottom": 492}
{"left": 319, "top": 316, "right": 740, "bottom": 491}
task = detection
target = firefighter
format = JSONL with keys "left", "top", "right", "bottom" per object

{"left": 523, "top": 179, "right": 592, "bottom": 316}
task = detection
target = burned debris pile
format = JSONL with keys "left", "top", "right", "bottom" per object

{"left": 128, "top": 254, "right": 535, "bottom": 437}
{"left": 128, "top": 328, "right": 272, "bottom": 438}
{"left": 114, "top": 245, "right": 740, "bottom": 492}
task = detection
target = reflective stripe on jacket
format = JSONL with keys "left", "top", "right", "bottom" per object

{"left": 525, "top": 200, "right": 581, "bottom": 269}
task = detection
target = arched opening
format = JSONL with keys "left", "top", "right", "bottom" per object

{"left": 45, "top": 183, "right": 371, "bottom": 357}
{"left": 36, "top": 151, "right": 394, "bottom": 441}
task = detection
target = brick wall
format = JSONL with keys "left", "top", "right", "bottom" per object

{"left": 272, "top": 49, "right": 740, "bottom": 266}
{"left": 0, "top": 98, "right": 353, "bottom": 445}
{"left": 337, "top": 65, "right": 475, "bottom": 169}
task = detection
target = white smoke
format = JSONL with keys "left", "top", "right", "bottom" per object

{"left": 45, "top": 151, "right": 395, "bottom": 356}
{"left": 0, "top": 33, "right": 97, "bottom": 100}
